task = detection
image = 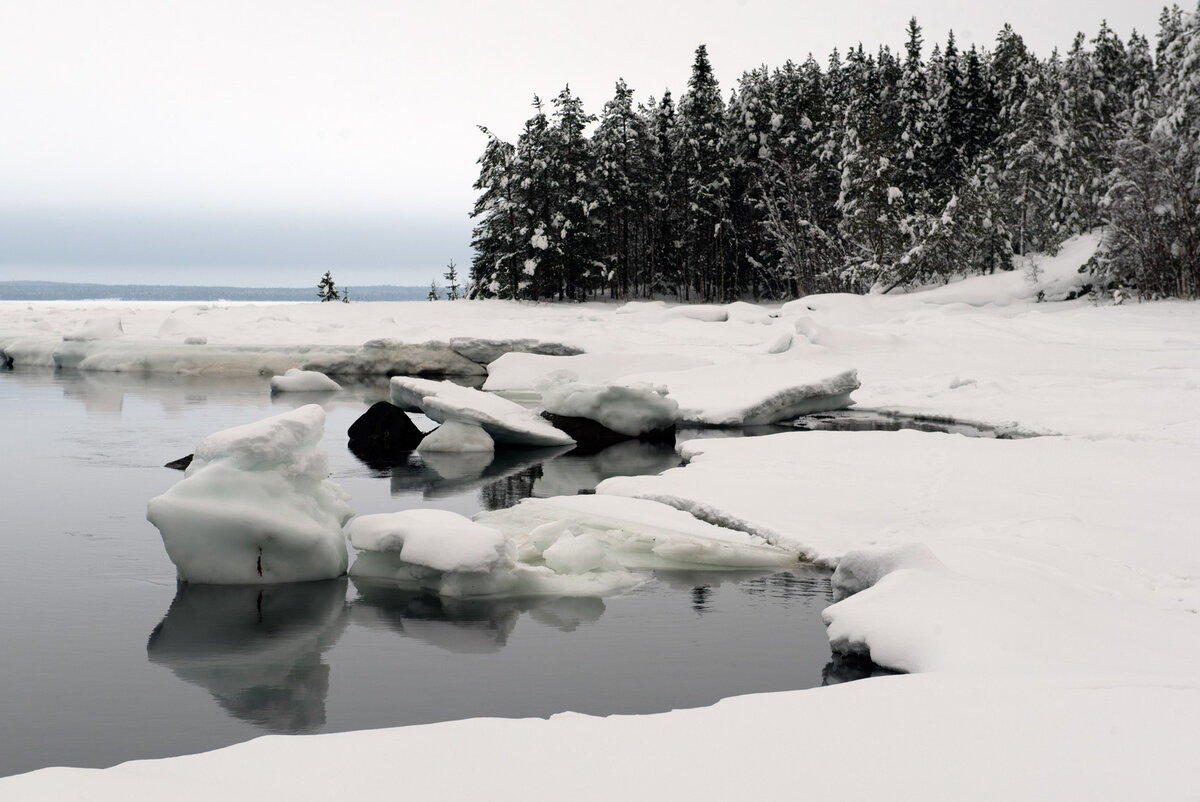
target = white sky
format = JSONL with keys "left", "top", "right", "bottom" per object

{"left": 0, "top": 0, "right": 1162, "bottom": 286}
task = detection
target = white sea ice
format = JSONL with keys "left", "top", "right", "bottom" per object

{"left": 390, "top": 376, "right": 574, "bottom": 447}
{"left": 417, "top": 419, "right": 495, "bottom": 452}
{"left": 146, "top": 404, "right": 353, "bottom": 584}
{"left": 269, "top": 368, "right": 342, "bottom": 393}
{"left": 539, "top": 375, "right": 679, "bottom": 436}
{"left": 63, "top": 315, "right": 124, "bottom": 341}
{"left": 347, "top": 509, "right": 511, "bottom": 574}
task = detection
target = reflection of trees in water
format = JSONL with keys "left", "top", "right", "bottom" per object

{"left": 479, "top": 464, "right": 543, "bottom": 511}
{"left": 738, "top": 568, "right": 832, "bottom": 602}
{"left": 146, "top": 580, "right": 349, "bottom": 733}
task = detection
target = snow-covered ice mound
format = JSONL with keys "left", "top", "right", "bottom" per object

{"left": 146, "top": 404, "right": 353, "bottom": 584}
{"left": 634, "top": 362, "right": 860, "bottom": 425}
{"left": 539, "top": 376, "right": 679, "bottom": 437}
{"left": 347, "top": 508, "right": 637, "bottom": 598}
{"left": 390, "top": 377, "right": 574, "bottom": 447}
{"left": 348, "top": 510, "right": 511, "bottom": 574}
{"left": 475, "top": 495, "right": 799, "bottom": 570}
{"left": 269, "top": 368, "right": 342, "bottom": 393}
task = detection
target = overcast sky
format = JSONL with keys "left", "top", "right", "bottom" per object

{"left": 1, "top": 0, "right": 1162, "bottom": 287}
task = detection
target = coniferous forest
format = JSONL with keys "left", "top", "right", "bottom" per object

{"left": 468, "top": 7, "right": 1200, "bottom": 302}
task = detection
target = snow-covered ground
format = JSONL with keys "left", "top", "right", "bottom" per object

{"left": 3, "top": 234, "right": 1200, "bottom": 799}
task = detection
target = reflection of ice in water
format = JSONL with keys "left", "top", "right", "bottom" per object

{"left": 146, "top": 579, "right": 348, "bottom": 732}
{"left": 349, "top": 576, "right": 605, "bottom": 653}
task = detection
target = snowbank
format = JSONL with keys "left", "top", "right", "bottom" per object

{"left": 146, "top": 405, "right": 353, "bottom": 583}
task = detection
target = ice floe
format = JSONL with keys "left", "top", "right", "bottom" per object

{"left": 146, "top": 404, "right": 353, "bottom": 583}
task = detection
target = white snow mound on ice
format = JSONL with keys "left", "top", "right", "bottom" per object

{"left": 146, "top": 404, "right": 352, "bottom": 584}
{"left": 347, "top": 510, "right": 510, "bottom": 574}
{"left": 269, "top": 368, "right": 342, "bottom": 393}
{"left": 390, "top": 376, "right": 574, "bottom": 446}
{"left": 539, "top": 375, "right": 679, "bottom": 435}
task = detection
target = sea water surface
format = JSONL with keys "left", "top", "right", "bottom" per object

{"left": 0, "top": 367, "right": 852, "bottom": 778}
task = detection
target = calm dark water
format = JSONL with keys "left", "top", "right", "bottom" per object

{"left": 0, "top": 367, "right": 840, "bottom": 778}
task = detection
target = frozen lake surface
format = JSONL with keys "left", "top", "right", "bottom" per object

{"left": 0, "top": 367, "right": 845, "bottom": 777}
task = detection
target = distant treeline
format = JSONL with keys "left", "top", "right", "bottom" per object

{"left": 469, "top": 7, "right": 1200, "bottom": 301}
{"left": 0, "top": 281, "right": 429, "bottom": 303}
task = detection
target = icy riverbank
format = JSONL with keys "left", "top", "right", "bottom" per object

{"left": 4, "top": 234, "right": 1200, "bottom": 799}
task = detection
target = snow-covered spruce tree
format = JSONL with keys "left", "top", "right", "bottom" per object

{"left": 676, "top": 44, "right": 730, "bottom": 301}
{"left": 543, "top": 86, "right": 599, "bottom": 301}
{"left": 837, "top": 45, "right": 905, "bottom": 290}
{"left": 1095, "top": 5, "right": 1200, "bottom": 299}
{"left": 317, "top": 271, "right": 339, "bottom": 302}
{"left": 468, "top": 126, "right": 520, "bottom": 298}
{"left": 442, "top": 260, "right": 461, "bottom": 300}
{"left": 724, "top": 67, "right": 774, "bottom": 299}
{"left": 427, "top": 280, "right": 440, "bottom": 301}
{"left": 642, "top": 90, "right": 686, "bottom": 296}
{"left": 592, "top": 79, "right": 651, "bottom": 298}
{"left": 513, "top": 97, "right": 554, "bottom": 300}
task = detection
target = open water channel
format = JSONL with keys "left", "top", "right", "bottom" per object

{"left": 0, "top": 366, "right": 891, "bottom": 778}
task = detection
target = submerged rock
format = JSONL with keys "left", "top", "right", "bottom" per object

{"left": 347, "top": 401, "right": 424, "bottom": 465}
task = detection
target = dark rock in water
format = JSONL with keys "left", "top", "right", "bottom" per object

{"left": 165, "top": 454, "right": 194, "bottom": 471}
{"left": 541, "top": 412, "right": 675, "bottom": 456}
{"left": 348, "top": 401, "right": 424, "bottom": 465}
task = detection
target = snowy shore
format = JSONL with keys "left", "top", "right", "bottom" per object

{"left": 3, "top": 236, "right": 1200, "bottom": 799}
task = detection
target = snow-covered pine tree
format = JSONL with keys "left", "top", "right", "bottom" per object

{"left": 468, "top": 126, "right": 520, "bottom": 298}
{"left": 317, "top": 271, "right": 340, "bottom": 302}
{"left": 676, "top": 44, "right": 729, "bottom": 301}
{"left": 427, "top": 280, "right": 440, "bottom": 301}
{"left": 592, "top": 79, "right": 650, "bottom": 298}
{"left": 513, "top": 97, "right": 554, "bottom": 299}
{"left": 837, "top": 45, "right": 906, "bottom": 290}
{"left": 546, "top": 85, "right": 598, "bottom": 300}
{"left": 643, "top": 91, "right": 686, "bottom": 296}
{"left": 1096, "top": 4, "right": 1200, "bottom": 298}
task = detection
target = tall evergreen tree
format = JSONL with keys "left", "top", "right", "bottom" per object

{"left": 676, "top": 44, "right": 729, "bottom": 300}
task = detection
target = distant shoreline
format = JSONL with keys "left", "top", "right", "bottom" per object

{"left": 0, "top": 280, "right": 429, "bottom": 303}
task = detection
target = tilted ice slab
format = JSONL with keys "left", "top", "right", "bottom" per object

{"left": 269, "top": 368, "right": 342, "bottom": 393}
{"left": 475, "top": 495, "right": 798, "bottom": 570}
{"left": 624, "top": 361, "right": 860, "bottom": 426}
{"left": 539, "top": 377, "right": 679, "bottom": 437}
{"left": 390, "top": 377, "right": 574, "bottom": 447}
{"left": 146, "top": 404, "right": 353, "bottom": 584}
